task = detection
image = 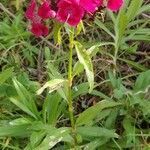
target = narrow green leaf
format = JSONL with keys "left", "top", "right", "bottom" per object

{"left": 118, "top": 58, "right": 147, "bottom": 71}
{"left": 35, "top": 128, "right": 71, "bottom": 150}
{"left": 44, "top": 47, "right": 51, "bottom": 61}
{"left": 73, "top": 42, "right": 114, "bottom": 77}
{"left": 53, "top": 22, "right": 62, "bottom": 45}
{"left": 94, "top": 18, "right": 115, "bottom": 39}
{"left": 133, "top": 70, "right": 150, "bottom": 94}
{"left": 42, "top": 93, "right": 65, "bottom": 125}
{"left": 30, "top": 131, "right": 47, "bottom": 148}
{"left": 76, "top": 100, "right": 121, "bottom": 126}
{"left": 73, "top": 61, "right": 84, "bottom": 77}
{"left": 0, "top": 67, "right": 14, "bottom": 84}
{"left": 0, "top": 124, "right": 31, "bottom": 137}
{"left": 74, "top": 42, "right": 94, "bottom": 92}
{"left": 72, "top": 82, "right": 111, "bottom": 101}
{"left": 83, "top": 138, "right": 109, "bottom": 150}
{"left": 123, "top": 117, "right": 136, "bottom": 145}
{"left": 10, "top": 97, "right": 37, "bottom": 119}
{"left": 77, "top": 127, "right": 118, "bottom": 138}
{"left": 115, "top": 10, "right": 128, "bottom": 42}
{"left": 47, "top": 63, "right": 67, "bottom": 100}
{"left": 137, "top": 4, "right": 150, "bottom": 15}
{"left": 12, "top": 79, "right": 39, "bottom": 119}
{"left": 37, "top": 79, "right": 66, "bottom": 95}
{"left": 127, "top": 0, "right": 143, "bottom": 22}
{"left": 76, "top": 21, "right": 85, "bottom": 35}
{"left": 9, "top": 118, "right": 31, "bottom": 126}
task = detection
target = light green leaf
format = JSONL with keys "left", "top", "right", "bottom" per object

{"left": 118, "top": 58, "right": 147, "bottom": 71}
{"left": 77, "top": 127, "right": 118, "bottom": 138}
{"left": 0, "top": 67, "right": 14, "bottom": 84}
{"left": 44, "top": 47, "right": 51, "bottom": 61}
{"left": 37, "top": 79, "right": 66, "bottom": 95}
{"left": 12, "top": 78, "right": 39, "bottom": 119}
{"left": 76, "top": 100, "right": 121, "bottom": 126}
{"left": 74, "top": 41, "right": 94, "bottom": 92}
{"left": 133, "top": 70, "right": 150, "bottom": 94}
{"left": 73, "top": 42, "right": 114, "bottom": 77}
{"left": 9, "top": 118, "right": 31, "bottom": 126}
{"left": 53, "top": 22, "right": 62, "bottom": 45}
{"left": 127, "top": 0, "right": 143, "bottom": 22}
{"left": 115, "top": 11, "right": 128, "bottom": 41}
{"left": 73, "top": 61, "right": 84, "bottom": 77}
{"left": 42, "top": 93, "right": 65, "bottom": 125}
{"left": 137, "top": 4, "right": 150, "bottom": 15}
{"left": 30, "top": 131, "right": 47, "bottom": 148}
{"left": 47, "top": 63, "right": 67, "bottom": 100}
{"left": 83, "top": 138, "right": 108, "bottom": 150}
{"left": 94, "top": 18, "right": 115, "bottom": 39}
{"left": 123, "top": 117, "right": 136, "bottom": 145}
{"left": 0, "top": 124, "right": 31, "bottom": 137}
{"left": 35, "top": 128, "right": 71, "bottom": 150}
{"left": 76, "top": 21, "right": 85, "bottom": 35}
{"left": 10, "top": 97, "right": 37, "bottom": 119}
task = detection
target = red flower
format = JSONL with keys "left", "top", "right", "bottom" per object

{"left": 25, "top": 0, "right": 124, "bottom": 35}
{"left": 25, "top": 0, "right": 36, "bottom": 20}
{"left": 56, "top": 0, "right": 84, "bottom": 26}
{"left": 107, "top": 0, "right": 123, "bottom": 11}
{"left": 31, "top": 23, "right": 49, "bottom": 37}
{"left": 25, "top": 0, "right": 56, "bottom": 37}
{"left": 78, "top": 0, "right": 102, "bottom": 13}
{"left": 38, "top": 1, "right": 56, "bottom": 19}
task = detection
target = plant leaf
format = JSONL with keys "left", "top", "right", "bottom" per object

{"left": 0, "top": 67, "right": 14, "bottom": 84}
{"left": 94, "top": 18, "right": 115, "bottom": 39}
{"left": 35, "top": 127, "right": 71, "bottom": 150}
{"left": 83, "top": 138, "right": 109, "bottom": 150}
{"left": 76, "top": 100, "right": 121, "bottom": 126}
{"left": 74, "top": 41, "right": 94, "bottom": 92}
{"left": 77, "top": 127, "right": 118, "bottom": 138}
{"left": 37, "top": 79, "right": 66, "bottom": 95}
{"left": 0, "top": 124, "right": 31, "bottom": 137}
{"left": 127, "top": 0, "right": 143, "bottom": 22}
{"left": 133, "top": 70, "right": 150, "bottom": 94}
{"left": 12, "top": 78, "right": 39, "bottom": 119}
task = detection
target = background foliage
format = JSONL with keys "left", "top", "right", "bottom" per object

{"left": 0, "top": 0, "right": 150, "bottom": 149}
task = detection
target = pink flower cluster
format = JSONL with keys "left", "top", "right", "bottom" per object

{"left": 25, "top": 0, "right": 123, "bottom": 37}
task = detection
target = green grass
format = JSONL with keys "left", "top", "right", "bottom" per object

{"left": 0, "top": 0, "right": 150, "bottom": 149}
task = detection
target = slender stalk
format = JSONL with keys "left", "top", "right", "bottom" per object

{"left": 68, "top": 42, "right": 75, "bottom": 129}
{"left": 114, "top": 46, "right": 118, "bottom": 68}
{"left": 67, "top": 29, "right": 77, "bottom": 148}
{"left": 113, "top": 40, "right": 119, "bottom": 75}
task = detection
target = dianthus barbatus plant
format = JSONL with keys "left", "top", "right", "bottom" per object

{"left": 26, "top": 0, "right": 124, "bottom": 148}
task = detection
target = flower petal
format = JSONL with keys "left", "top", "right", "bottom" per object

{"left": 31, "top": 23, "right": 49, "bottom": 37}
{"left": 107, "top": 0, "right": 123, "bottom": 11}
{"left": 38, "top": 1, "right": 56, "bottom": 19}
{"left": 56, "top": 0, "right": 84, "bottom": 26}
{"left": 25, "top": 0, "right": 36, "bottom": 20}
{"left": 79, "top": 0, "right": 102, "bottom": 13}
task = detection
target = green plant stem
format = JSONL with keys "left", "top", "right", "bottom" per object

{"left": 113, "top": 41, "right": 119, "bottom": 75}
{"left": 68, "top": 43, "right": 75, "bottom": 129}
{"left": 114, "top": 47, "right": 118, "bottom": 68}
{"left": 68, "top": 30, "right": 77, "bottom": 148}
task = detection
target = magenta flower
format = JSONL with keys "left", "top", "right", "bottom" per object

{"left": 78, "top": 0, "right": 102, "bottom": 13}
{"left": 25, "top": 0, "right": 124, "bottom": 36}
{"left": 56, "top": 0, "right": 84, "bottom": 26}
{"left": 25, "top": 0, "right": 56, "bottom": 37}
{"left": 107, "top": 0, "right": 123, "bottom": 11}
{"left": 31, "top": 23, "right": 49, "bottom": 37}
{"left": 38, "top": 1, "right": 56, "bottom": 19}
{"left": 25, "top": 0, "right": 36, "bottom": 20}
